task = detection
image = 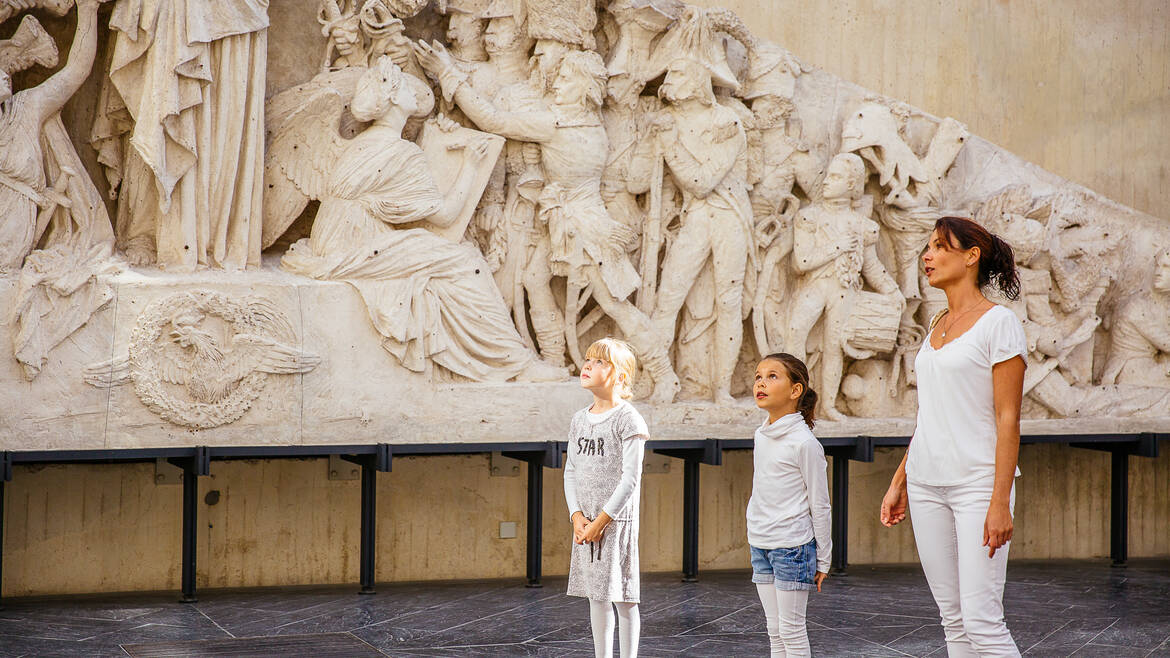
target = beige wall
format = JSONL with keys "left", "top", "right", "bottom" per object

{"left": 691, "top": 0, "right": 1170, "bottom": 221}
{"left": 4, "top": 446, "right": 1168, "bottom": 596}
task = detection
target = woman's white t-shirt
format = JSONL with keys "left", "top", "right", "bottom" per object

{"left": 907, "top": 305, "right": 1028, "bottom": 487}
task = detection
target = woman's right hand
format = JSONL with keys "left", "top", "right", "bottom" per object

{"left": 880, "top": 482, "right": 908, "bottom": 527}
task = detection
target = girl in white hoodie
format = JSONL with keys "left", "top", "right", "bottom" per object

{"left": 748, "top": 353, "right": 833, "bottom": 657}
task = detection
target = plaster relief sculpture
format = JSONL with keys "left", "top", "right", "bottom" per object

{"left": 416, "top": 42, "right": 681, "bottom": 400}
{"left": 786, "top": 153, "right": 903, "bottom": 420}
{"left": 89, "top": 0, "right": 271, "bottom": 271}
{"left": 2, "top": 0, "right": 117, "bottom": 380}
{"left": 83, "top": 290, "right": 320, "bottom": 428}
{"left": 842, "top": 101, "right": 968, "bottom": 302}
{"left": 646, "top": 56, "right": 752, "bottom": 404}
{"left": 5, "top": 0, "right": 1170, "bottom": 447}
{"left": 278, "top": 58, "right": 560, "bottom": 383}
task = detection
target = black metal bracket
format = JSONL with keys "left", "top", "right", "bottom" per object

{"left": 654, "top": 439, "right": 721, "bottom": 581}
{"left": 654, "top": 438, "right": 723, "bottom": 466}
{"left": 1069, "top": 432, "right": 1161, "bottom": 458}
{"left": 339, "top": 445, "right": 391, "bottom": 595}
{"left": 166, "top": 447, "right": 209, "bottom": 603}
{"left": 0, "top": 452, "right": 11, "bottom": 482}
{"left": 819, "top": 437, "right": 875, "bottom": 574}
{"left": 1067, "top": 433, "right": 1163, "bottom": 567}
{"left": 500, "top": 441, "right": 562, "bottom": 588}
{"left": 339, "top": 443, "right": 393, "bottom": 472}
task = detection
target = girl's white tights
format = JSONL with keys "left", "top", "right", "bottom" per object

{"left": 755, "top": 583, "right": 810, "bottom": 657}
{"left": 588, "top": 599, "right": 640, "bottom": 658}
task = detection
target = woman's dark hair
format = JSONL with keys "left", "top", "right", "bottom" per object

{"left": 763, "top": 353, "right": 818, "bottom": 429}
{"left": 933, "top": 216, "right": 1021, "bottom": 301}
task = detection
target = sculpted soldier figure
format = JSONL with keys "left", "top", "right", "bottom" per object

{"left": 787, "top": 153, "right": 903, "bottom": 420}
{"left": 647, "top": 57, "right": 753, "bottom": 404}
{"left": 416, "top": 44, "right": 681, "bottom": 401}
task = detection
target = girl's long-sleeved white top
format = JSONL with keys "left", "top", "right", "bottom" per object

{"left": 746, "top": 412, "right": 833, "bottom": 573}
{"left": 563, "top": 401, "right": 646, "bottom": 520}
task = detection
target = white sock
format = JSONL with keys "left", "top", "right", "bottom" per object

{"left": 755, "top": 583, "right": 784, "bottom": 657}
{"left": 776, "top": 589, "right": 810, "bottom": 657}
{"left": 589, "top": 599, "right": 615, "bottom": 658}
{"left": 614, "top": 601, "right": 640, "bottom": 658}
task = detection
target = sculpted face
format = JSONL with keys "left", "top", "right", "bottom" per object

{"left": 659, "top": 60, "right": 701, "bottom": 103}
{"left": 1155, "top": 252, "right": 1170, "bottom": 292}
{"left": 552, "top": 68, "right": 586, "bottom": 106}
{"left": 0, "top": 70, "right": 10, "bottom": 103}
{"left": 446, "top": 13, "right": 484, "bottom": 51}
{"left": 821, "top": 156, "right": 856, "bottom": 201}
{"left": 484, "top": 16, "right": 521, "bottom": 55}
{"left": 531, "top": 39, "right": 567, "bottom": 93}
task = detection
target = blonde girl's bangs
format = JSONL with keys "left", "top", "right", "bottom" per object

{"left": 584, "top": 338, "right": 638, "bottom": 399}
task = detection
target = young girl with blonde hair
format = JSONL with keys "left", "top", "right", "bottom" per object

{"left": 564, "top": 337, "right": 649, "bottom": 658}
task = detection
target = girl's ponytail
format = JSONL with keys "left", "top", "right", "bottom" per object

{"left": 796, "top": 387, "right": 818, "bottom": 430}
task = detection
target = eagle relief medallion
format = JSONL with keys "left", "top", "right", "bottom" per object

{"left": 83, "top": 290, "right": 321, "bottom": 429}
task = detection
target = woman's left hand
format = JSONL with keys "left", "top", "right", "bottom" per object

{"left": 983, "top": 502, "right": 1013, "bottom": 558}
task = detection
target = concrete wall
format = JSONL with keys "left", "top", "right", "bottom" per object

{"left": 690, "top": 0, "right": 1170, "bottom": 222}
{"left": 4, "top": 446, "right": 1168, "bottom": 597}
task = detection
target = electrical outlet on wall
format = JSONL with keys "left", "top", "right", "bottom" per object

{"left": 499, "top": 521, "right": 517, "bottom": 539}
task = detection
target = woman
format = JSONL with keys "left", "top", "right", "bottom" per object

{"left": 281, "top": 57, "right": 560, "bottom": 383}
{"left": 880, "top": 216, "right": 1026, "bottom": 657}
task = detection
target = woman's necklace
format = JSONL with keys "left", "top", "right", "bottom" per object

{"left": 941, "top": 301, "right": 988, "bottom": 338}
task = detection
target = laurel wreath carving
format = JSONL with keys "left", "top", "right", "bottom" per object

{"left": 127, "top": 290, "right": 297, "bottom": 429}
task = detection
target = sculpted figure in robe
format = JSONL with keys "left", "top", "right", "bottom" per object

{"left": 263, "top": 0, "right": 422, "bottom": 249}
{"left": 787, "top": 153, "right": 903, "bottom": 420}
{"left": 2, "top": 0, "right": 117, "bottom": 380}
{"left": 279, "top": 58, "right": 560, "bottom": 383}
{"left": 416, "top": 43, "right": 681, "bottom": 401}
{"left": 90, "top": 0, "right": 270, "bottom": 271}
{"left": 645, "top": 57, "right": 753, "bottom": 404}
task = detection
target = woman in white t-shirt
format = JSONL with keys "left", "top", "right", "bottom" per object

{"left": 880, "top": 216, "right": 1027, "bottom": 657}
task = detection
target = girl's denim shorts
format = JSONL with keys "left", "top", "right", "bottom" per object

{"left": 750, "top": 539, "right": 817, "bottom": 591}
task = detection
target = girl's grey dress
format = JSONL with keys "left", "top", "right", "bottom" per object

{"left": 565, "top": 402, "right": 648, "bottom": 603}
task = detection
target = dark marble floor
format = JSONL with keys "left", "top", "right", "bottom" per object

{"left": 1, "top": 560, "right": 1167, "bottom": 657}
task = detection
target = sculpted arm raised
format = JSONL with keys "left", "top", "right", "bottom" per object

{"left": 24, "top": 0, "right": 101, "bottom": 125}
{"left": 414, "top": 40, "right": 556, "bottom": 143}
